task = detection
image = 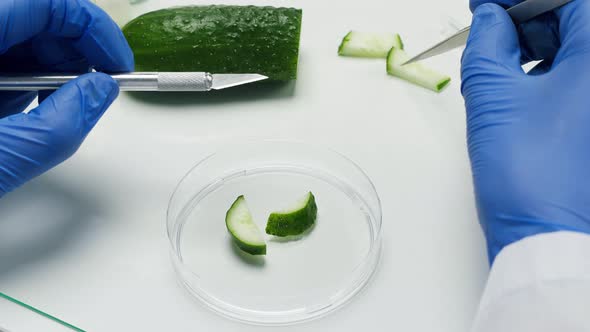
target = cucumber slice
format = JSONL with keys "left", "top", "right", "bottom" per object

{"left": 266, "top": 192, "right": 318, "bottom": 237}
{"left": 226, "top": 196, "right": 266, "bottom": 255}
{"left": 338, "top": 31, "right": 403, "bottom": 58}
{"left": 386, "top": 47, "right": 451, "bottom": 93}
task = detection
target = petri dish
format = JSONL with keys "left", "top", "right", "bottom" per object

{"left": 167, "top": 141, "right": 382, "bottom": 325}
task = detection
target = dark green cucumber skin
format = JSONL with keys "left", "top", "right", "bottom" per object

{"left": 266, "top": 193, "right": 317, "bottom": 237}
{"left": 123, "top": 5, "right": 302, "bottom": 81}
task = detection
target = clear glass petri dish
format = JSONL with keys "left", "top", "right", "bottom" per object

{"left": 167, "top": 141, "right": 382, "bottom": 325}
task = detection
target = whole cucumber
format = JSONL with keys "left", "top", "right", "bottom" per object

{"left": 122, "top": 5, "right": 302, "bottom": 81}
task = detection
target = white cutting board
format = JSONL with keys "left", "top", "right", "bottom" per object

{"left": 0, "top": 0, "right": 488, "bottom": 331}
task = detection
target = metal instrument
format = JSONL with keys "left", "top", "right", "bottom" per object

{"left": 403, "top": 0, "right": 574, "bottom": 65}
{"left": 0, "top": 72, "right": 268, "bottom": 92}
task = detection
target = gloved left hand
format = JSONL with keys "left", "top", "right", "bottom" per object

{"left": 0, "top": 0, "right": 134, "bottom": 197}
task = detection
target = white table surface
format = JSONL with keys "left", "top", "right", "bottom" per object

{"left": 0, "top": 0, "right": 490, "bottom": 331}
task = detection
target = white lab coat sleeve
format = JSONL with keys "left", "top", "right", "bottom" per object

{"left": 470, "top": 231, "right": 590, "bottom": 332}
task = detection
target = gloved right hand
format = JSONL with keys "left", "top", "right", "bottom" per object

{"left": 462, "top": 0, "right": 590, "bottom": 263}
{"left": 0, "top": 0, "right": 134, "bottom": 197}
{"left": 470, "top": 0, "right": 561, "bottom": 63}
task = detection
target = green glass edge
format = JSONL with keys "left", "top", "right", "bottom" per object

{"left": 0, "top": 292, "right": 85, "bottom": 332}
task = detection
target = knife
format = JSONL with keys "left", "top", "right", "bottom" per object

{"left": 0, "top": 72, "right": 268, "bottom": 92}
{"left": 402, "top": 0, "right": 574, "bottom": 65}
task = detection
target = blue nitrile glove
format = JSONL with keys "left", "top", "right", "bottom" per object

{"left": 470, "top": 0, "right": 562, "bottom": 63}
{"left": 0, "top": 0, "right": 134, "bottom": 197}
{"left": 462, "top": 0, "right": 590, "bottom": 263}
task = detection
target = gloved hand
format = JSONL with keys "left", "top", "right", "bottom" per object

{"left": 0, "top": 0, "right": 134, "bottom": 197}
{"left": 462, "top": 0, "right": 590, "bottom": 263}
{"left": 470, "top": 0, "right": 561, "bottom": 63}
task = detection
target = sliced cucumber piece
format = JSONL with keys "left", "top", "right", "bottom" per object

{"left": 338, "top": 31, "right": 403, "bottom": 58}
{"left": 226, "top": 196, "right": 266, "bottom": 255}
{"left": 266, "top": 192, "right": 318, "bottom": 237}
{"left": 386, "top": 47, "right": 451, "bottom": 93}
